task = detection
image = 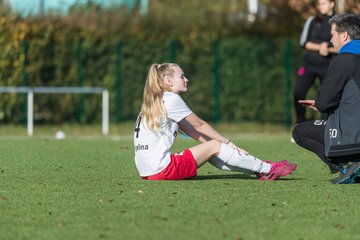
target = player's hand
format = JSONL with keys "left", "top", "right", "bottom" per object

{"left": 298, "top": 100, "right": 318, "bottom": 111}
{"left": 319, "top": 42, "right": 329, "bottom": 56}
{"left": 228, "top": 141, "right": 249, "bottom": 155}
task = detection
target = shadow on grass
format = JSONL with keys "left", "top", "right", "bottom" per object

{"left": 191, "top": 174, "right": 254, "bottom": 180}
{"left": 190, "top": 174, "right": 301, "bottom": 181}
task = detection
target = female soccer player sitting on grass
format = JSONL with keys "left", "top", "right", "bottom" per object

{"left": 134, "top": 63, "right": 297, "bottom": 180}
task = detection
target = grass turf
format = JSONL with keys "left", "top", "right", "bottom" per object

{"left": 1, "top": 133, "right": 360, "bottom": 240}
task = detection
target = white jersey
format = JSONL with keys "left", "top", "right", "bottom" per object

{"left": 134, "top": 92, "right": 192, "bottom": 176}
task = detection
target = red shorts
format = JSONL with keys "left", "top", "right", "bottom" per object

{"left": 142, "top": 149, "right": 197, "bottom": 180}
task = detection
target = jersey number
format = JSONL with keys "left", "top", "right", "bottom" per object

{"left": 134, "top": 116, "right": 141, "bottom": 138}
{"left": 329, "top": 128, "right": 338, "bottom": 138}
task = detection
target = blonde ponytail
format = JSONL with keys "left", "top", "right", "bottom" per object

{"left": 140, "top": 63, "right": 178, "bottom": 131}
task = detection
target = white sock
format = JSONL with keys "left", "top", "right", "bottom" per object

{"left": 217, "top": 143, "right": 271, "bottom": 173}
{"left": 209, "top": 157, "right": 253, "bottom": 174}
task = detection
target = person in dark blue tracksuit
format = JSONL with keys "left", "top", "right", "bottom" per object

{"left": 293, "top": 0, "right": 337, "bottom": 123}
{"left": 292, "top": 14, "right": 360, "bottom": 184}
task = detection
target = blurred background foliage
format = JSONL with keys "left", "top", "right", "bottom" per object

{"left": 0, "top": 0, "right": 359, "bottom": 125}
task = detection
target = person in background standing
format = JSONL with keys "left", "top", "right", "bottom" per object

{"left": 293, "top": 0, "right": 337, "bottom": 124}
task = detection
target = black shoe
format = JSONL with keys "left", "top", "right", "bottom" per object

{"left": 330, "top": 165, "right": 340, "bottom": 174}
{"left": 331, "top": 162, "right": 360, "bottom": 184}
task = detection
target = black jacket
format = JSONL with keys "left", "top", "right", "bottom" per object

{"left": 300, "top": 15, "right": 335, "bottom": 65}
{"left": 315, "top": 43, "right": 360, "bottom": 157}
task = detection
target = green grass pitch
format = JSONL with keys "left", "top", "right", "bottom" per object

{"left": 1, "top": 133, "right": 360, "bottom": 240}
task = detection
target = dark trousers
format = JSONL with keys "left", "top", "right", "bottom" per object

{"left": 292, "top": 120, "right": 360, "bottom": 173}
{"left": 293, "top": 61, "right": 329, "bottom": 123}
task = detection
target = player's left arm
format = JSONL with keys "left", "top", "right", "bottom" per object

{"left": 179, "top": 113, "right": 248, "bottom": 154}
{"left": 179, "top": 113, "right": 223, "bottom": 143}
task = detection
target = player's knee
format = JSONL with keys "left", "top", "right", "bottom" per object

{"left": 292, "top": 124, "right": 303, "bottom": 143}
{"left": 208, "top": 139, "right": 222, "bottom": 153}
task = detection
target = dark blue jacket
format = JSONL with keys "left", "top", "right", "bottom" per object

{"left": 316, "top": 40, "right": 360, "bottom": 157}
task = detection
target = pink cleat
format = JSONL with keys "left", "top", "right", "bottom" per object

{"left": 257, "top": 161, "right": 297, "bottom": 181}
{"left": 262, "top": 160, "right": 291, "bottom": 176}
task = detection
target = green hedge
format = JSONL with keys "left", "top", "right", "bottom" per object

{"left": 0, "top": 16, "right": 301, "bottom": 125}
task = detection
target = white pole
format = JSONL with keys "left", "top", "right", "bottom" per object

{"left": 247, "top": 0, "right": 258, "bottom": 23}
{"left": 337, "top": 0, "right": 345, "bottom": 13}
{"left": 27, "top": 89, "right": 34, "bottom": 136}
{"left": 102, "top": 90, "right": 109, "bottom": 136}
{"left": 39, "top": 0, "right": 44, "bottom": 15}
{"left": 248, "top": 0, "right": 258, "bottom": 14}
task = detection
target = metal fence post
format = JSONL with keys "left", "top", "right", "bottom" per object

{"left": 76, "top": 41, "right": 84, "bottom": 124}
{"left": 284, "top": 38, "right": 292, "bottom": 129}
{"left": 212, "top": 39, "right": 220, "bottom": 123}
{"left": 21, "top": 41, "right": 28, "bottom": 126}
{"left": 168, "top": 38, "right": 176, "bottom": 63}
{"left": 115, "top": 41, "right": 122, "bottom": 123}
